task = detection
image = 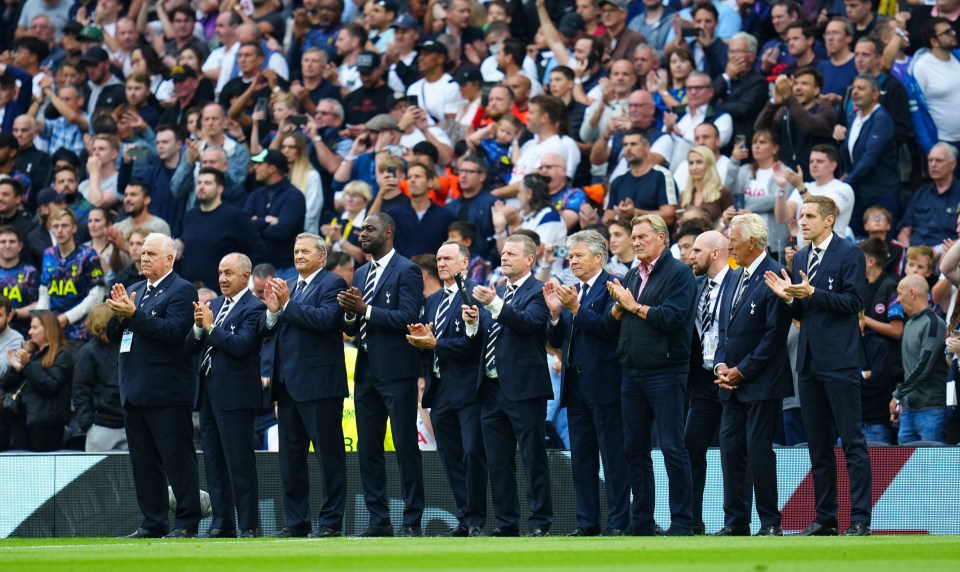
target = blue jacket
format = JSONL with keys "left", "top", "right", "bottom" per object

{"left": 1, "top": 65, "right": 33, "bottom": 133}
{"left": 243, "top": 179, "right": 306, "bottom": 269}
{"left": 841, "top": 105, "right": 899, "bottom": 200}
{"left": 904, "top": 48, "right": 960, "bottom": 154}
{"left": 420, "top": 280, "right": 483, "bottom": 409}
{"left": 446, "top": 191, "right": 499, "bottom": 262}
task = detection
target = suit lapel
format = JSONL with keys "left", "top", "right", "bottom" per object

{"left": 730, "top": 258, "right": 766, "bottom": 322}
{"left": 809, "top": 233, "right": 839, "bottom": 289}
{"left": 371, "top": 255, "right": 398, "bottom": 300}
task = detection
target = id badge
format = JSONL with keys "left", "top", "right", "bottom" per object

{"left": 703, "top": 333, "right": 719, "bottom": 365}
{"left": 120, "top": 330, "right": 133, "bottom": 353}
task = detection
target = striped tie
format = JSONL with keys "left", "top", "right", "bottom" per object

{"left": 807, "top": 247, "right": 822, "bottom": 282}
{"left": 434, "top": 289, "right": 453, "bottom": 337}
{"left": 484, "top": 285, "right": 516, "bottom": 375}
{"left": 699, "top": 279, "right": 715, "bottom": 335}
{"left": 358, "top": 262, "right": 379, "bottom": 348}
{"left": 732, "top": 270, "right": 750, "bottom": 313}
{"left": 200, "top": 298, "right": 233, "bottom": 376}
{"left": 291, "top": 279, "right": 307, "bottom": 302}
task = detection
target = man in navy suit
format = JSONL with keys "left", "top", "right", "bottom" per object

{"left": 107, "top": 233, "right": 201, "bottom": 539}
{"left": 187, "top": 253, "right": 266, "bottom": 539}
{"left": 463, "top": 233, "right": 553, "bottom": 537}
{"left": 606, "top": 214, "right": 697, "bottom": 536}
{"left": 685, "top": 230, "right": 732, "bottom": 536}
{"left": 338, "top": 212, "right": 425, "bottom": 537}
{"left": 544, "top": 230, "right": 628, "bottom": 537}
{"left": 405, "top": 241, "right": 487, "bottom": 537}
{"left": 262, "top": 233, "right": 349, "bottom": 538}
{"left": 712, "top": 215, "right": 793, "bottom": 536}
{"left": 765, "top": 196, "right": 872, "bottom": 536}
{"left": 837, "top": 73, "right": 900, "bottom": 235}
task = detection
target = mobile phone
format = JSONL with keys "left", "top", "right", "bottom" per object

{"left": 480, "top": 82, "right": 494, "bottom": 107}
{"left": 734, "top": 193, "right": 746, "bottom": 211}
{"left": 406, "top": 95, "right": 419, "bottom": 107}
{"left": 734, "top": 134, "right": 747, "bottom": 147}
{"left": 552, "top": 245, "right": 569, "bottom": 259}
{"left": 386, "top": 166, "right": 398, "bottom": 177}
{"left": 256, "top": 97, "right": 269, "bottom": 116}
{"left": 128, "top": 146, "right": 147, "bottom": 159}
{"left": 680, "top": 27, "right": 701, "bottom": 38}
{"left": 290, "top": 114, "right": 307, "bottom": 127}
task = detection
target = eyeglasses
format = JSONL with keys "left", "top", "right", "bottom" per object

{"left": 686, "top": 85, "right": 712, "bottom": 91}
{"left": 938, "top": 28, "right": 957, "bottom": 38}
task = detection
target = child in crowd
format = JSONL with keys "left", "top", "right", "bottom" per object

{"left": 466, "top": 115, "right": 524, "bottom": 190}
{"left": 862, "top": 205, "right": 905, "bottom": 278}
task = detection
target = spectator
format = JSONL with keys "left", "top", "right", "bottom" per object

{"left": 662, "top": 71, "right": 733, "bottom": 170}
{"left": 862, "top": 205, "right": 905, "bottom": 279}
{"left": 13, "top": 37, "right": 48, "bottom": 101}
{"left": 11, "top": 116, "right": 51, "bottom": 197}
{"left": 306, "top": 97, "right": 350, "bottom": 209}
{"left": 159, "top": 65, "right": 212, "bottom": 129}
{"left": 667, "top": 3, "right": 728, "bottom": 80}
{"left": 835, "top": 74, "right": 899, "bottom": 236}
{"left": 112, "top": 227, "right": 148, "bottom": 288}
{"left": 517, "top": 173, "right": 567, "bottom": 269}
{"left": 466, "top": 115, "right": 523, "bottom": 190}
{"left": 244, "top": 150, "right": 306, "bottom": 276}
{"left": 629, "top": 0, "right": 673, "bottom": 54}
{"left": 672, "top": 122, "right": 731, "bottom": 192}
{"left": 395, "top": 102, "right": 455, "bottom": 168}
{"left": 756, "top": 1, "right": 800, "bottom": 75}
{"left": 898, "top": 143, "right": 960, "bottom": 248}
{"left": 366, "top": 0, "right": 398, "bottom": 53}
{"left": 157, "top": 5, "right": 210, "bottom": 69}
{"left": 79, "top": 135, "right": 121, "bottom": 209}
{"left": 85, "top": 208, "right": 119, "bottom": 284}
{"left": 129, "top": 45, "right": 174, "bottom": 104}
{"left": 291, "top": 48, "right": 341, "bottom": 117}
{"left": 846, "top": 37, "right": 911, "bottom": 152}
{"left": 0, "top": 295, "right": 23, "bottom": 449}
{"left": 278, "top": 133, "right": 324, "bottom": 235}
{"left": 178, "top": 168, "right": 266, "bottom": 291}
{"left": 335, "top": 23, "right": 368, "bottom": 94}
{"left": 368, "top": 154, "right": 409, "bottom": 212}
{"left": 121, "top": 124, "right": 188, "bottom": 235}
{"left": 725, "top": 129, "right": 790, "bottom": 256}
{"left": 124, "top": 73, "right": 164, "bottom": 129}
{"left": 343, "top": 51, "right": 395, "bottom": 127}
{"left": 384, "top": 14, "right": 421, "bottom": 93}
{"left": 538, "top": 153, "right": 590, "bottom": 232}
{"left": 321, "top": 180, "right": 370, "bottom": 265}
{"left": 114, "top": 181, "right": 172, "bottom": 238}
{"left": 598, "top": 0, "right": 644, "bottom": 64}
{"left": 14, "top": 0, "right": 70, "bottom": 42}
{"left": 775, "top": 144, "right": 855, "bottom": 241}
{"left": 818, "top": 18, "right": 858, "bottom": 102}
{"left": 893, "top": 274, "right": 948, "bottom": 444}
{"left": 30, "top": 78, "right": 88, "bottom": 157}
{"left": 221, "top": 44, "right": 277, "bottom": 130}
{"left": 594, "top": 89, "right": 663, "bottom": 181}
{"left": 0, "top": 177, "right": 36, "bottom": 244}
{"left": 81, "top": 47, "right": 125, "bottom": 116}
{"left": 446, "top": 155, "right": 498, "bottom": 262}
{"left": 446, "top": 220, "right": 490, "bottom": 285}
{"left": 378, "top": 162, "right": 456, "bottom": 258}
{"left": 292, "top": 0, "right": 343, "bottom": 64}
{"left": 408, "top": 40, "right": 467, "bottom": 126}
{"left": 783, "top": 23, "right": 820, "bottom": 75}
{"left": 711, "top": 32, "right": 767, "bottom": 153}
{"left": 906, "top": 17, "right": 960, "bottom": 160}
{"left": 0, "top": 226, "right": 39, "bottom": 333}
{"left": 845, "top": 0, "right": 877, "bottom": 45}
{"left": 755, "top": 67, "right": 836, "bottom": 172}
{"left": 603, "top": 129, "right": 678, "bottom": 226}
{"left": 430, "top": 0, "right": 484, "bottom": 57}
{"left": 0, "top": 310, "right": 72, "bottom": 452}
{"left": 72, "top": 303, "right": 125, "bottom": 451}
{"left": 679, "top": 146, "right": 733, "bottom": 223}
{"left": 605, "top": 218, "right": 637, "bottom": 277}
{"left": 580, "top": 59, "right": 636, "bottom": 144}
{"left": 502, "top": 95, "right": 580, "bottom": 196}
{"left": 202, "top": 11, "right": 243, "bottom": 97}
{"left": 0, "top": 64, "right": 33, "bottom": 136}
{"left": 332, "top": 113, "right": 403, "bottom": 197}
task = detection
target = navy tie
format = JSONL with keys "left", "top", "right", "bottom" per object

{"left": 200, "top": 298, "right": 233, "bottom": 376}
{"left": 484, "top": 285, "right": 516, "bottom": 375}
{"left": 359, "top": 262, "right": 379, "bottom": 348}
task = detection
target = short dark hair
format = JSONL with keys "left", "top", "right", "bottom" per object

{"left": 0, "top": 295, "right": 12, "bottom": 314}
{"left": 691, "top": 3, "right": 719, "bottom": 21}
{"left": 528, "top": 95, "right": 566, "bottom": 127}
{"left": 170, "top": 5, "right": 196, "bottom": 21}
{"left": 412, "top": 254, "right": 439, "bottom": 283}
{"left": 550, "top": 66, "right": 575, "bottom": 82}
{"left": 14, "top": 37, "right": 49, "bottom": 61}
{"left": 198, "top": 167, "right": 226, "bottom": 188}
{"left": 501, "top": 37, "right": 526, "bottom": 66}
{"left": 342, "top": 22, "right": 368, "bottom": 45}
{"left": 771, "top": 0, "right": 800, "bottom": 17}
{"left": 127, "top": 178, "right": 152, "bottom": 197}
{"left": 786, "top": 22, "right": 814, "bottom": 40}
{"left": 924, "top": 17, "right": 953, "bottom": 49}
{"left": 448, "top": 220, "right": 478, "bottom": 247}
{"left": 0, "top": 224, "right": 21, "bottom": 241}
{"left": 0, "top": 177, "right": 23, "bottom": 196}
{"left": 324, "top": 251, "right": 353, "bottom": 271}
{"left": 622, "top": 127, "right": 650, "bottom": 144}
{"left": 793, "top": 66, "right": 823, "bottom": 89}
{"left": 458, "top": 154, "right": 487, "bottom": 174}
{"left": 155, "top": 123, "right": 185, "bottom": 142}
{"left": 810, "top": 143, "right": 839, "bottom": 165}
{"left": 239, "top": 41, "right": 264, "bottom": 57}
{"left": 859, "top": 237, "right": 889, "bottom": 263}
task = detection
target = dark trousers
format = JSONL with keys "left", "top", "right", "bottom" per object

{"left": 719, "top": 395, "right": 782, "bottom": 528}
{"left": 621, "top": 370, "right": 693, "bottom": 532}
{"left": 566, "top": 371, "right": 630, "bottom": 531}
{"left": 275, "top": 381, "right": 347, "bottom": 531}
{"left": 684, "top": 368, "right": 723, "bottom": 527}
{"left": 430, "top": 394, "right": 487, "bottom": 528}
{"left": 799, "top": 367, "right": 872, "bottom": 526}
{"left": 479, "top": 377, "right": 553, "bottom": 531}
{"left": 354, "top": 374, "right": 424, "bottom": 528}
{"left": 199, "top": 382, "right": 259, "bottom": 532}
{"left": 124, "top": 404, "right": 201, "bottom": 533}
{"left": 10, "top": 418, "right": 63, "bottom": 452}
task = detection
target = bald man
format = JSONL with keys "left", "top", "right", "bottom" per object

{"left": 685, "top": 230, "right": 732, "bottom": 535}
{"left": 892, "top": 274, "right": 948, "bottom": 445}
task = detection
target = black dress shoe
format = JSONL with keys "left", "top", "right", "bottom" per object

{"left": 844, "top": 522, "right": 871, "bottom": 536}
{"left": 446, "top": 524, "right": 469, "bottom": 537}
{"left": 755, "top": 525, "right": 783, "bottom": 537}
{"left": 489, "top": 525, "right": 520, "bottom": 537}
{"left": 120, "top": 528, "right": 166, "bottom": 539}
{"left": 271, "top": 527, "right": 310, "bottom": 538}
{"left": 397, "top": 525, "right": 422, "bottom": 537}
{"left": 163, "top": 529, "right": 197, "bottom": 539}
{"left": 602, "top": 528, "right": 625, "bottom": 537}
{"left": 692, "top": 522, "right": 706, "bottom": 536}
{"left": 566, "top": 527, "right": 600, "bottom": 537}
{"left": 468, "top": 526, "right": 486, "bottom": 537}
{"left": 308, "top": 526, "right": 341, "bottom": 538}
{"left": 654, "top": 525, "right": 666, "bottom": 536}
{"left": 238, "top": 529, "right": 258, "bottom": 539}
{"left": 663, "top": 526, "right": 693, "bottom": 537}
{"left": 624, "top": 525, "right": 657, "bottom": 537}
{"left": 795, "top": 523, "right": 838, "bottom": 536}
{"left": 711, "top": 526, "right": 751, "bottom": 537}
{"left": 357, "top": 524, "right": 395, "bottom": 537}
{"left": 204, "top": 528, "right": 237, "bottom": 539}
{"left": 525, "top": 527, "right": 550, "bottom": 537}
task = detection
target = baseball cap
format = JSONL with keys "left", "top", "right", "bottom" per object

{"left": 78, "top": 26, "right": 104, "bottom": 42}
{"left": 559, "top": 13, "right": 586, "bottom": 37}
{"left": 36, "top": 188, "right": 66, "bottom": 207}
{"left": 170, "top": 65, "right": 198, "bottom": 82}
{"left": 364, "top": 114, "right": 399, "bottom": 132}
{"left": 357, "top": 50, "right": 382, "bottom": 75}
{"left": 454, "top": 66, "right": 482, "bottom": 84}
{"left": 80, "top": 46, "right": 110, "bottom": 65}
{"left": 63, "top": 21, "right": 84, "bottom": 36}
{"left": 419, "top": 40, "right": 448, "bottom": 59}
{"left": 375, "top": 0, "right": 398, "bottom": 13}
{"left": 599, "top": 0, "right": 627, "bottom": 10}
{"left": 251, "top": 149, "right": 289, "bottom": 173}
{"left": 394, "top": 13, "right": 420, "bottom": 31}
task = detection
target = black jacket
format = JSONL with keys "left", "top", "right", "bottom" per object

{"left": 72, "top": 339, "right": 122, "bottom": 429}
{"left": 1, "top": 346, "right": 73, "bottom": 427}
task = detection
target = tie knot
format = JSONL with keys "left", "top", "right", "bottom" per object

{"left": 371, "top": 261, "right": 379, "bottom": 270}
{"left": 814, "top": 247, "right": 822, "bottom": 255}
{"left": 507, "top": 284, "right": 517, "bottom": 293}
{"left": 743, "top": 269, "right": 750, "bottom": 279}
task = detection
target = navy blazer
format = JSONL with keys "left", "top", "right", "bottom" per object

{"left": 788, "top": 233, "right": 867, "bottom": 373}
{"left": 473, "top": 276, "right": 552, "bottom": 402}
{"left": 689, "top": 270, "right": 735, "bottom": 376}
{"left": 420, "top": 280, "right": 483, "bottom": 409}
{"left": 344, "top": 251, "right": 423, "bottom": 382}
{"left": 1, "top": 66, "right": 33, "bottom": 133}
{"left": 715, "top": 255, "right": 793, "bottom": 402}
{"left": 842, "top": 105, "right": 899, "bottom": 200}
{"left": 546, "top": 270, "right": 622, "bottom": 406}
{"left": 186, "top": 290, "right": 268, "bottom": 410}
{"left": 262, "top": 269, "right": 348, "bottom": 401}
{"left": 445, "top": 192, "right": 499, "bottom": 262}
{"left": 107, "top": 271, "right": 199, "bottom": 408}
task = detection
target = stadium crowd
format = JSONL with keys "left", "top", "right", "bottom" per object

{"left": 0, "top": 0, "right": 957, "bottom": 539}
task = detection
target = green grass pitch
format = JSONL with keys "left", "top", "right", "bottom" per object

{"left": 0, "top": 536, "right": 957, "bottom": 571}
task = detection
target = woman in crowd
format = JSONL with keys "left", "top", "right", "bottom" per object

{"left": 129, "top": 44, "right": 173, "bottom": 103}
{"left": 112, "top": 227, "right": 148, "bottom": 288}
{"left": 177, "top": 46, "right": 216, "bottom": 103}
{"left": 0, "top": 311, "right": 73, "bottom": 452}
{"left": 321, "top": 181, "right": 370, "bottom": 265}
{"left": 72, "top": 304, "right": 124, "bottom": 452}
{"left": 680, "top": 146, "right": 733, "bottom": 225}
{"left": 86, "top": 208, "right": 120, "bottom": 285}
{"left": 279, "top": 133, "right": 323, "bottom": 235}
{"left": 649, "top": 46, "right": 694, "bottom": 121}
{"left": 724, "top": 129, "right": 791, "bottom": 257}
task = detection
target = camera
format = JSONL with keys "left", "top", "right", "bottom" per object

{"left": 552, "top": 245, "right": 569, "bottom": 259}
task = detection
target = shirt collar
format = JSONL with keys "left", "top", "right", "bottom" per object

{"left": 508, "top": 272, "right": 532, "bottom": 289}
{"left": 811, "top": 233, "right": 834, "bottom": 252}
{"left": 711, "top": 265, "right": 729, "bottom": 286}
{"left": 298, "top": 267, "right": 323, "bottom": 286}
{"left": 372, "top": 248, "right": 396, "bottom": 270}
{"left": 148, "top": 269, "right": 174, "bottom": 289}
{"left": 743, "top": 251, "right": 767, "bottom": 278}
{"left": 225, "top": 288, "right": 249, "bottom": 305}
{"left": 583, "top": 269, "right": 603, "bottom": 289}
